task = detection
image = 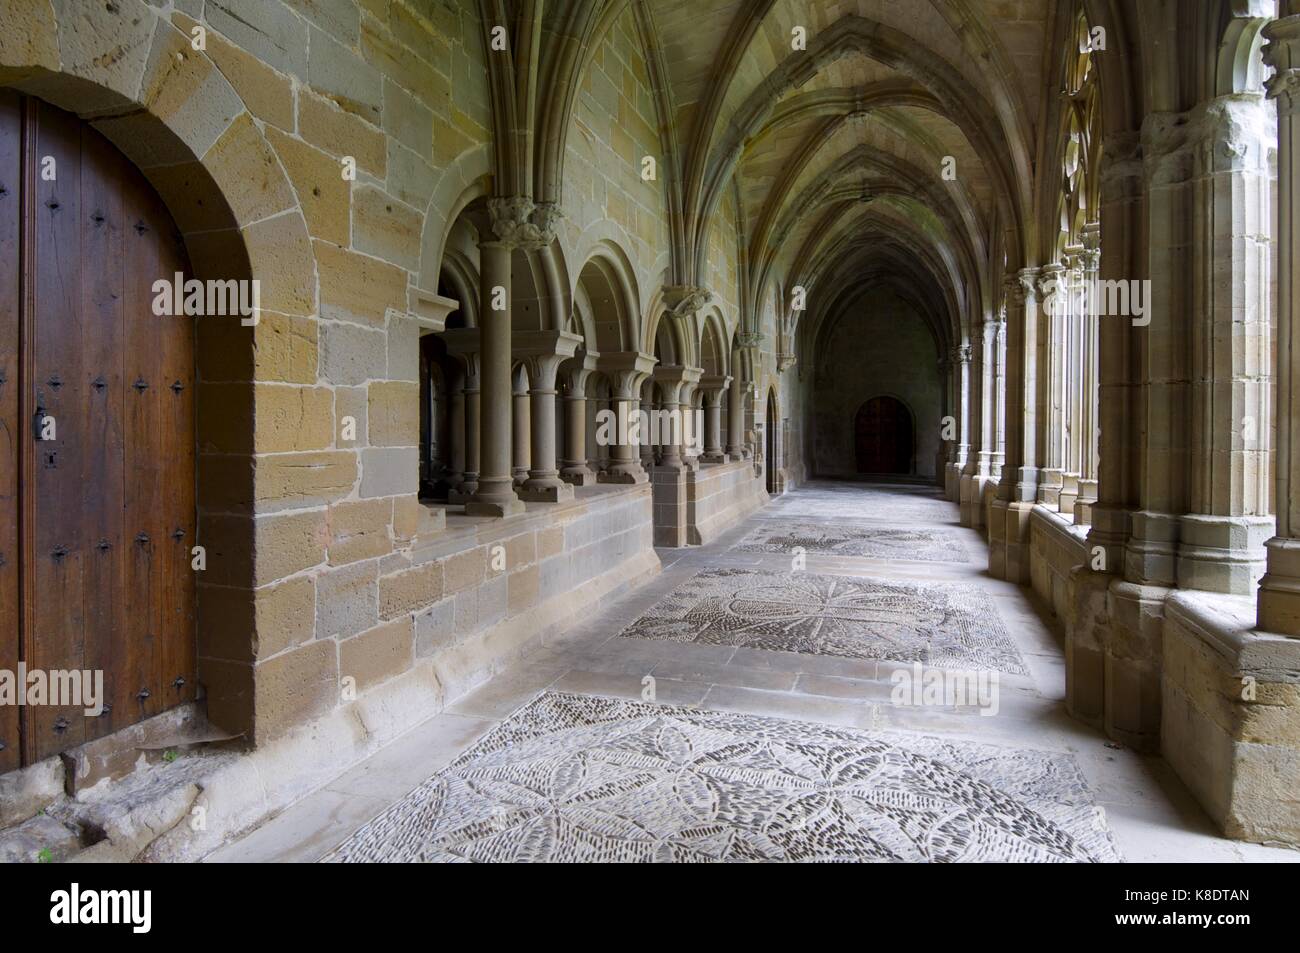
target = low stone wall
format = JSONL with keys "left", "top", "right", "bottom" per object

{"left": 1029, "top": 505, "right": 1090, "bottom": 622}
{"left": 1162, "top": 592, "right": 1300, "bottom": 845}
{"left": 1, "top": 486, "right": 661, "bottom": 855}
{"left": 688, "top": 460, "right": 768, "bottom": 545}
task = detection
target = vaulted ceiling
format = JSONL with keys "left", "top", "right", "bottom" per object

{"left": 526, "top": 0, "right": 1056, "bottom": 352}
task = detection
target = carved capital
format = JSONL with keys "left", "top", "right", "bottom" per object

{"left": 737, "top": 331, "right": 764, "bottom": 349}
{"left": 486, "top": 196, "right": 561, "bottom": 249}
{"left": 663, "top": 285, "right": 714, "bottom": 321}
{"left": 1015, "top": 267, "right": 1041, "bottom": 304}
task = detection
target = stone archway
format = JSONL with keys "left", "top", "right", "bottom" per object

{"left": 0, "top": 41, "right": 306, "bottom": 745}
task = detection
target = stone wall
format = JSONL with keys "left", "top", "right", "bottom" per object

{"left": 1161, "top": 593, "right": 1300, "bottom": 844}
{"left": 687, "top": 460, "right": 768, "bottom": 545}
{"left": 1029, "top": 507, "right": 1090, "bottom": 624}
{"left": 0, "top": 0, "right": 714, "bottom": 760}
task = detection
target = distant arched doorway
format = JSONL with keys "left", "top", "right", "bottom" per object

{"left": 855, "top": 396, "right": 913, "bottom": 475}
{"left": 765, "top": 389, "right": 778, "bottom": 493}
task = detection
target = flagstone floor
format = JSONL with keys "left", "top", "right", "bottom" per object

{"left": 209, "top": 480, "right": 1299, "bottom": 863}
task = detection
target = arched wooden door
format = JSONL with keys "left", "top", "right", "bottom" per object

{"left": 0, "top": 92, "right": 197, "bottom": 771}
{"left": 854, "top": 396, "right": 913, "bottom": 475}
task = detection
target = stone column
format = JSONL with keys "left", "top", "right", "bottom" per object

{"left": 993, "top": 309, "right": 1007, "bottom": 478}
{"left": 590, "top": 382, "right": 610, "bottom": 475}
{"left": 512, "top": 364, "right": 531, "bottom": 488}
{"left": 961, "top": 314, "right": 998, "bottom": 527}
{"left": 727, "top": 357, "right": 746, "bottom": 460}
{"left": 682, "top": 380, "right": 702, "bottom": 471}
{"left": 1173, "top": 93, "right": 1275, "bottom": 593}
{"left": 946, "top": 344, "right": 971, "bottom": 502}
{"left": 1058, "top": 248, "right": 1085, "bottom": 515}
{"left": 1261, "top": 13, "right": 1300, "bottom": 634}
{"left": 651, "top": 366, "right": 698, "bottom": 470}
{"left": 515, "top": 330, "right": 581, "bottom": 502}
{"left": 1074, "top": 226, "right": 1101, "bottom": 523}
{"left": 446, "top": 367, "right": 466, "bottom": 492}
{"left": 466, "top": 198, "right": 545, "bottom": 518}
{"left": 561, "top": 352, "right": 598, "bottom": 486}
{"left": 990, "top": 269, "right": 1040, "bottom": 581}
{"left": 443, "top": 331, "right": 481, "bottom": 502}
{"left": 640, "top": 378, "right": 657, "bottom": 470}
{"left": 699, "top": 375, "right": 731, "bottom": 463}
{"left": 1036, "top": 261, "right": 1067, "bottom": 509}
{"left": 598, "top": 352, "right": 655, "bottom": 484}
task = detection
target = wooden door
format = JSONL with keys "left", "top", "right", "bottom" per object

{"left": 0, "top": 92, "right": 196, "bottom": 768}
{"left": 855, "top": 396, "right": 913, "bottom": 474}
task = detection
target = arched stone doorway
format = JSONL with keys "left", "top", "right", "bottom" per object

{"left": 855, "top": 396, "right": 914, "bottom": 475}
{"left": 0, "top": 93, "right": 198, "bottom": 768}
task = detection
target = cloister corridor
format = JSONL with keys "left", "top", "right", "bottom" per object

{"left": 211, "top": 481, "right": 1295, "bottom": 863}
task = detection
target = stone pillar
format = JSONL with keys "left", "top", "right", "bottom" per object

{"left": 699, "top": 375, "right": 731, "bottom": 463}
{"left": 446, "top": 367, "right": 466, "bottom": 492}
{"left": 1174, "top": 93, "right": 1275, "bottom": 593}
{"left": 682, "top": 381, "right": 702, "bottom": 471}
{"left": 640, "top": 378, "right": 657, "bottom": 471}
{"left": 1260, "top": 13, "right": 1300, "bottom": 634}
{"left": 727, "top": 358, "right": 746, "bottom": 460}
{"left": 990, "top": 268, "right": 1040, "bottom": 582}
{"left": 443, "top": 331, "right": 481, "bottom": 502}
{"left": 946, "top": 344, "right": 971, "bottom": 502}
{"left": 561, "top": 352, "right": 598, "bottom": 486}
{"left": 465, "top": 198, "right": 543, "bottom": 518}
{"left": 511, "top": 364, "right": 531, "bottom": 488}
{"left": 510, "top": 332, "right": 579, "bottom": 502}
{"left": 960, "top": 326, "right": 985, "bottom": 528}
{"left": 1036, "top": 261, "right": 1067, "bottom": 509}
{"left": 598, "top": 352, "right": 655, "bottom": 484}
{"left": 1058, "top": 248, "right": 1085, "bottom": 516}
{"left": 590, "top": 383, "right": 610, "bottom": 475}
{"left": 1074, "top": 225, "right": 1101, "bottom": 523}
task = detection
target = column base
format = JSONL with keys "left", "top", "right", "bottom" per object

{"left": 958, "top": 473, "right": 978, "bottom": 527}
{"left": 1175, "top": 513, "right": 1274, "bottom": 594}
{"left": 1072, "top": 479, "right": 1098, "bottom": 525}
{"left": 519, "top": 478, "right": 575, "bottom": 503}
{"left": 1058, "top": 472, "right": 1080, "bottom": 515}
{"left": 465, "top": 478, "right": 525, "bottom": 517}
{"left": 1003, "top": 500, "right": 1035, "bottom": 583}
{"left": 1037, "top": 468, "right": 1064, "bottom": 508}
{"left": 598, "top": 462, "right": 648, "bottom": 485}
{"left": 560, "top": 464, "right": 597, "bottom": 486}
{"left": 511, "top": 468, "right": 529, "bottom": 488}
{"left": 448, "top": 478, "right": 479, "bottom": 504}
{"left": 987, "top": 497, "right": 1009, "bottom": 578}
{"left": 1257, "top": 536, "right": 1300, "bottom": 636}
{"left": 701, "top": 451, "right": 726, "bottom": 463}
{"left": 725, "top": 446, "right": 744, "bottom": 461}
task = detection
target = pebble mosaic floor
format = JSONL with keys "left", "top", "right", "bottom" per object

{"left": 617, "top": 567, "right": 1028, "bottom": 676}
{"left": 731, "top": 519, "right": 970, "bottom": 563}
{"left": 326, "top": 691, "right": 1120, "bottom": 863}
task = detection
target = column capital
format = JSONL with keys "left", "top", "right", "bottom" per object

{"left": 736, "top": 330, "right": 764, "bottom": 349}
{"left": 950, "top": 344, "right": 972, "bottom": 364}
{"left": 600, "top": 351, "right": 657, "bottom": 398}
{"left": 697, "top": 373, "right": 733, "bottom": 401}
{"left": 1265, "top": 16, "right": 1300, "bottom": 91}
{"left": 442, "top": 328, "right": 482, "bottom": 385}
{"left": 1015, "top": 266, "right": 1041, "bottom": 304}
{"left": 471, "top": 196, "right": 563, "bottom": 249}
